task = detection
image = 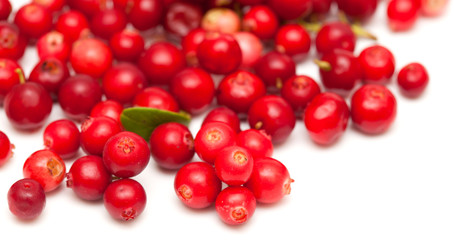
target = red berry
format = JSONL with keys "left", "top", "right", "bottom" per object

{"left": 36, "top": 31, "right": 71, "bottom": 62}
{"left": 103, "top": 179, "right": 147, "bottom": 221}
{"left": 127, "top": 0, "right": 163, "bottom": 31}
{"left": 215, "top": 186, "right": 256, "bottom": 225}
{"left": 242, "top": 5, "right": 279, "bottom": 40}
{"left": 358, "top": 45, "right": 396, "bottom": 85}
{"left": 387, "top": 0, "right": 420, "bottom": 32}
{"left": 202, "top": 106, "right": 241, "bottom": 133}
{"left": 14, "top": 3, "right": 53, "bottom": 39}
{"left": 303, "top": 92, "right": 350, "bottom": 145}
{"left": 201, "top": 8, "right": 240, "bottom": 35}
{"left": 55, "top": 10, "right": 90, "bottom": 43}
{"left": 236, "top": 129, "right": 273, "bottom": 159}
{"left": 0, "top": 130, "right": 13, "bottom": 167}
{"left": 351, "top": 84, "right": 397, "bottom": 134}
{"left": 66, "top": 155, "right": 112, "bottom": 201}
{"left": 164, "top": 1, "right": 203, "bottom": 38}
{"left": 275, "top": 24, "right": 311, "bottom": 59}
{"left": 103, "top": 131, "right": 151, "bottom": 178}
{"left": 67, "top": 0, "right": 106, "bottom": 18}
{"left": 214, "top": 146, "right": 254, "bottom": 186}
{"left": 0, "top": 22, "right": 27, "bottom": 60}
{"left": 109, "top": 29, "right": 145, "bottom": 62}
{"left": 244, "top": 157, "right": 293, "bottom": 204}
{"left": 174, "top": 162, "right": 221, "bottom": 209}
{"left": 32, "top": 0, "right": 65, "bottom": 13}
{"left": 254, "top": 51, "right": 296, "bottom": 91}
{"left": 181, "top": 28, "right": 206, "bottom": 66}
{"left": 194, "top": 122, "right": 237, "bottom": 164}
{"left": 315, "top": 21, "right": 356, "bottom": 55}
{"left": 133, "top": 87, "right": 180, "bottom": 112}
{"left": 281, "top": 75, "right": 321, "bottom": 113}
{"left": 397, "top": 62, "right": 429, "bottom": 98}
{"left": 90, "top": 100, "right": 124, "bottom": 123}
{"left": 421, "top": 0, "right": 448, "bottom": 16}
{"left": 43, "top": 119, "right": 80, "bottom": 159}
{"left": 268, "top": 0, "right": 312, "bottom": 20}
{"left": 102, "top": 63, "right": 147, "bottom": 105}
{"left": 0, "top": 0, "right": 11, "bottom": 20}
{"left": 149, "top": 122, "right": 194, "bottom": 170}
{"left": 312, "top": 0, "right": 333, "bottom": 17}
{"left": 23, "top": 149, "right": 66, "bottom": 192}
{"left": 7, "top": 178, "right": 46, "bottom": 220}
{"left": 80, "top": 116, "right": 122, "bottom": 156}
{"left": 90, "top": 9, "right": 128, "bottom": 40}
{"left": 70, "top": 38, "right": 113, "bottom": 79}
{"left": 0, "top": 58, "right": 24, "bottom": 104}
{"left": 236, "top": 0, "right": 264, "bottom": 5}
{"left": 233, "top": 31, "right": 263, "bottom": 69}
{"left": 29, "top": 57, "right": 70, "bottom": 98}
{"left": 336, "top": 0, "right": 378, "bottom": 21}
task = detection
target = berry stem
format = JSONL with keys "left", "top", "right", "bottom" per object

{"left": 313, "top": 59, "right": 332, "bottom": 71}
{"left": 15, "top": 68, "right": 26, "bottom": 84}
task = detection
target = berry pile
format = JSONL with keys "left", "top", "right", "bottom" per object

{"left": 0, "top": 0, "right": 444, "bottom": 225}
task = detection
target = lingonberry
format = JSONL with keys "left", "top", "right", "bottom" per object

{"left": 194, "top": 121, "right": 237, "bottom": 164}
{"left": 244, "top": 157, "right": 293, "bottom": 204}
{"left": 109, "top": 29, "right": 145, "bottom": 62}
{"left": 336, "top": 0, "right": 378, "bottom": 22}
{"left": 58, "top": 74, "right": 103, "bottom": 121}
{"left": 164, "top": 1, "right": 203, "bottom": 38}
{"left": 248, "top": 95, "right": 296, "bottom": 144}
{"left": 397, "top": 62, "right": 429, "bottom": 98}
{"left": 102, "top": 63, "right": 147, "bottom": 105}
{"left": 32, "top": 0, "right": 65, "bottom": 13}
{"left": 0, "top": 22, "right": 27, "bottom": 60}
{"left": 303, "top": 92, "right": 350, "bottom": 145}
{"left": 268, "top": 0, "right": 312, "bottom": 20}
{"left": 4, "top": 82, "right": 53, "bottom": 130}
{"left": 201, "top": 8, "right": 240, "bottom": 35}
{"left": 242, "top": 5, "right": 279, "bottom": 40}
{"left": 358, "top": 45, "right": 396, "bottom": 85}
{"left": 80, "top": 116, "right": 122, "bottom": 156}
{"left": 66, "top": 155, "right": 112, "bottom": 201}
{"left": 202, "top": 107, "right": 241, "bottom": 133}
{"left": 103, "top": 179, "right": 147, "bottom": 221}
{"left": 43, "top": 119, "right": 80, "bottom": 159}
{"left": 280, "top": 75, "right": 321, "bottom": 113}
{"left": 0, "top": 0, "right": 11, "bottom": 20}
{"left": 23, "top": 149, "right": 66, "bottom": 192}
{"left": 311, "top": 0, "right": 333, "bottom": 19}
{"left": 215, "top": 186, "right": 256, "bottom": 225}
{"left": 170, "top": 67, "right": 215, "bottom": 115}
{"left": 233, "top": 31, "right": 263, "bottom": 69}
{"left": 14, "top": 3, "right": 53, "bottom": 39}
{"left": 236, "top": 129, "right": 273, "bottom": 159}
{"left": 29, "top": 57, "right": 70, "bottom": 98}
{"left": 7, "top": 178, "right": 46, "bottom": 220}
{"left": 127, "top": 0, "right": 163, "bottom": 31}
{"left": 181, "top": 28, "right": 206, "bottom": 66}
{"left": 0, "top": 130, "right": 13, "bottom": 166}
{"left": 421, "top": 0, "right": 448, "bottom": 16}
{"left": 133, "top": 87, "right": 180, "bottom": 112}
{"left": 90, "top": 9, "right": 128, "bottom": 40}
{"left": 350, "top": 84, "right": 397, "bottom": 134}
{"left": 36, "top": 31, "right": 71, "bottom": 62}
{"left": 196, "top": 32, "right": 242, "bottom": 75}
{"left": 214, "top": 146, "right": 254, "bottom": 186}
{"left": 174, "top": 161, "right": 221, "bottom": 209}
{"left": 103, "top": 131, "right": 151, "bottom": 178}
{"left": 90, "top": 100, "right": 124, "bottom": 123}
{"left": 138, "top": 41, "right": 186, "bottom": 86}
{"left": 0, "top": 58, "right": 24, "bottom": 104}
{"left": 275, "top": 24, "right": 311, "bottom": 59}
{"left": 66, "top": 0, "right": 106, "bottom": 18}
{"left": 55, "top": 10, "right": 90, "bottom": 43}
{"left": 149, "top": 122, "right": 195, "bottom": 170}
{"left": 387, "top": 0, "right": 420, "bottom": 32}
{"left": 254, "top": 51, "right": 296, "bottom": 91}
{"left": 70, "top": 38, "right": 113, "bottom": 79}
{"left": 315, "top": 21, "right": 356, "bottom": 55}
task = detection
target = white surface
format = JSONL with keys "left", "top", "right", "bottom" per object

{"left": 2, "top": 1, "right": 454, "bottom": 240}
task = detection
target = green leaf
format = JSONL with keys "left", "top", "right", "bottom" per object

{"left": 120, "top": 107, "right": 191, "bottom": 141}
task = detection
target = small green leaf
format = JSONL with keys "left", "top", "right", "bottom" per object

{"left": 120, "top": 107, "right": 191, "bottom": 141}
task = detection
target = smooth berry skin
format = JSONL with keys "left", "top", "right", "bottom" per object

{"left": 36, "top": 31, "right": 70, "bottom": 62}
{"left": 139, "top": 42, "right": 186, "bottom": 86}
{"left": 397, "top": 62, "right": 429, "bottom": 98}
{"left": 80, "top": 117, "right": 122, "bottom": 156}
{"left": 303, "top": 92, "right": 350, "bottom": 145}
{"left": 312, "top": 0, "right": 333, "bottom": 16}
{"left": 421, "top": 0, "right": 448, "bottom": 16}
{"left": 351, "top": 85, "right": 397, "bottom": 135}
{"left": 70, "top": 38, "right": 113, "bottom": 79}
{"left": 103, "top": 131, "right": 151, "bottom": 178}
{"left": 164, "top": 1, "right": 203, "bottom": 38}
{"left": 91, "top": 9, "right": 128, "bottom": 40}
{"left": 7, "top": 178, "right": 46, "bottom": 220}
{"left": 181, "top": 28, "right": 206, "bottom": 66}
{"left": 55, "top": 10, "right": 90, "bottom": 43}
{"left": 275, "top": 24, "right": 311, "bottom": 59}
{"left": 133, "top": 87, "right": 180, "bottom": 112}
{"left": 23, "top": 149, "right": 66, "bottom": 192}
{"left": 254, "top": 51, "right": 296, "bottom": 90}
{"left": 67, "top": 0, "right": 106, "bottom": 18}
{"left": 0, "top": 22, "right": 27, "bottom": 60}
{"left": 0, "top": 130, "right": 13, "bottom": 166}
{"left": 66, "top": 155, "right": 112, "bottom": 201}
{"left": 215, "top": 186, "right": 256, "bottom": 225}
{"left": 236, "top": 129, "right": 273, "bottom": 159}
{"left": 202, "top": 107, "right": 241, "bottom": 133}
{"left": 242, "top": 5, "right": 279, "bottom": 40}
{"left": 196, "top": 32, "right": 242, "bottom": 75}
{"left": 315, "top": 21, "right": 356, "bottom": 55}
{"left": 109, "top": 30, "right": 145, "bottom": 62}
{"left": 281, "top": 75, "right": 321, "bottom": 113}
{"left": 4, "top": 82, "right": 53, "bottom": 131}
{"left": 358, "top": 45, "right": 396, "bottom": 85}
{"left": 0, "top": 58, "right": 24, "bottom": 104}
{"left": 90, "top": 100, "right": 124, "bottom": 123}
{"left": 128, "top": 0, "right": 163, "bottom": 31}
{"left": 194, "top": 122, "right": 237, "bottom": 164}
{"left": 336, "top": 0, "right": 378, "bottom": 21}
{"left": 248, "top": 95, "right": 296, "bottom": 144}
{"left": 149, "top": 122, "right": 194, "bottom": 170}
{"left": 102, "top": 63, "right": 147, "bottom": 105}
{"left": 103, "top": 179, "right": 147, "bottom": 221}
{"left": 214, "top": 146, "right": 254, "bottom": 186}
{"left": 174, "top": 162, "right": 222, "bottom": 209}
{"left": 244, "top": 157, "right": 293, "bottom": 204}
{"left": 217, "top": 70, "right": 266, "bottom": 114}
{"left": 201, "top": 8, "right": 240, "bottom": 35}
{"left": 170, "top": 67, "right": 215, "bottom": 115}
{"left": 58, "top": 74, "right": 103, "bottom": 121}
{"left": 43, "top": 119, "right": 80, "bottom": 159}
{"left": 268, "top": 0, "right": 312, "bottom": 20}
{"left": 0, "top": 0, "right": 11, "bottom": 20}
{"left": 14, "top": 3, "right": 53, "bottom": 39}
{"left": 29, "top": 57, "right": 70, "bottom": 98}
{"left": 32, "top": 0, "right": 65, "bottom": 13}
{"left": 233, "top": 31, "right": 263, "bottom": 69}
{"left": 387, "top": 0, "right": 420, "bottom": 32}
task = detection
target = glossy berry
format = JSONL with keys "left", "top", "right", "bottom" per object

{"left": 0, "top": 22, "right": 27, "bottom": 60}
{"left": 311, "top": 0, "right": 333, "bottom": 18}
{"left": 103, "top": 179, "right": 147, "bottom": 221}
{"left": 268, "top": 0, "right": 312, "bottom": 20}
{"left": 397, "top": 62, "right": 429, "bottom": 98}
{"left": 281, "top": 75, "right": 321, "bottom": 113}
{"left": 174, "top": 162, "right": 222, "bottom": 209}
{"left": 0, "top": 58, "right": 24, "bottom": 104}
{"left": 90, "top": 9, "right": 128, "bottom": 40}
{"left": 244, "top": 157, "right": 293, "bottom": 204}
{"left": 80, "top": 116, "right": 122, "bottom": 156}
{"left": 233, "top": 31, "right": 263, "bottom": 69}
{"left": 0, "top": 0, "right": 11, "bottom": 20}
{"left": 201, "top": 8, "right": 240, "bottom": 35}
{"left": 67, "top": 0, "right": 106, "bottom": 18}
{"left": 202, "top": 107, "right": 241, "bottom": 133}
{"left": 14, "top": 3, "right": 53, "bottom": 39}
{"left": 102, "top": 63, "right": 147, "bottom": 105}
{"left": 254, "top": 51, "right": 296, "bottom": 91}
{"left": 29, "top": 57, "right": 70, "bottom": 98}
{"left": 303, "top": 92, "right": 350, "bottom": 145}
{"left": 315, "top": 21, "right": 356, "bottom": 55}
{"left": 103, "top": 131, "right": 151, "bottom": 178}
{"left": 133, "top": 87, "right": 180, "bottom": 112}
{"left": 248, "top": 95, "right": 296, "bottom": 144}
{"left": 215, "top": 186, "right": 256, "bottom": 225}
{"left": 43, "top": 119, "right": 80, "bottom": 159}
{"left": 351, "top": 85, "right": 397, "bottom": 134}
{"left": 0, "top": 130, "right": 13, "bottom": 166}
{"left": 387, "top": 0, "right": 420, "bottom": 31}
{"left": 23, "top": 149, "right": 66, "bottom": 192}
{"left": 4, "top": 82, "right": 53, "bottom": 130}
{"left": 127, "top": 0, "right": 163, "bottom": 31}
{"left": 214, "top": 146, "right": 254, "bottom": 186}
{"left": 55, "top": 10, "right": 90, "bottom": 43}
{"left": 275, "top": 24, "right": 311, "bottom": 59}
{"left": 32, "top": 0, "right": 65, "bottom": 12}
{"left": 36, "top": 31, "right": 71, "bottom": 62}
{"left": 164, "top": 1, "right": 203, "bottom": 38}
{"left": 109, "top": 29, "right": 145, "bottom": 62}
{"left": 181, "top": 28, "right": 206, "bottom": 66}
{"left": 70, "top": 38, "right": 113, "bottom": 79}
{"left": 242, "top": 5, "right": 279, "bottom": 40}
{"left": 90, "top": 100, "right": 124, "bottom": 123}
{"left": 194, "top": 122, "right": 237, "bottom": 164}
{"left": 66, "top": 155, "right": 112, "bottom": 201}
{"left": 336, "top": 0, "right": 378, "bottom": 21}
{"left": 149, "top": 122, "right": 194, "bottom": 170}
{"left": 7, "top": 178, "right": 46, "bottom": 220}
{"left": 236, "top": 129, "right": 273, "bottom": 159}
{"left": 358, "top": 45, "right": 396, "bottom": 85}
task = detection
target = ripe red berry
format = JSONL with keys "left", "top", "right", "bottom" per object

{"left": 29, "top": 57, "right": 70, "bottom": 98}
{"left": 387, "top": 0, "right": 420, "bottom": 32}
{"left": 275, "top": 24, "right": 311, "bottom": 59}
{"left": 233, "top": 31, "right": 263, "bottom": 69}
{"left": 36, "top": 31, "right": 71, "bottom": 62}
{"left": 32, "top": 0, "right": 65, "bottom": 13}
{"left": 164, "top": 1, "right": 203, "bottom": 38}
{"left": 358, "top": 45, "right": 396, "bottom": 85}
{"left": 70, "top": 38, "right": 113, "bottom": 79}
{"left": 215, "top": 186, "right": 256, "bottom": 225}
{"left": 236, "top": 129, "right": 273, "bottom": 159}
{"left": 311, "top": 0, "right": 333, "bottom": 18}
{"left": 202, "top": 107, "right": 241, "bottom": 133}
{"left": 194, "top": 122, "right": 237, "bottom": 164}
{"left": 336, "top": 0, "right": 378, "bottom": 21}
{"left": 14, "top": 3, "right": 53, "bottom": 39}
{"left": 201, "top": 8, "right": 240, "bottom": 35}
{"left": 281, "top": 75, "right": 321, "bottom": 113}
{"left": 0, "top": 22, "right": 27, "bottom": 60}
{"left": 67, "top": 0, "right": 106, "bottom": 18}
{"left": 23, "top": 149, "right": 66, "bottom": 192}
{"left": 103, "top": 179, "right": 147, "bottom": 221}
{"left": 421, "top": 0, "right": 448, "bottom": 16}
{"left": 315, "top": 21, "right": 356, "bottom": 55}
{"left": 0, "top": 58, "right": 24, "bottom": 104}
{"left": 0, "top": 130, "right": 14, "bottom": 167}
{"left": 90, "top": 100, "right": 124, "bottom": 123}
{"left": 181, "top": 28, "right": 206, "bottom": 66}
{"left": 127, "top": 0, "right": 163, "bottom": 31}
{"left": 109, "top": 29, "right": 145, "bottom": 62}
{"left": 397, "top": 62, "right": 429, "bottom": 98}
{"left": 80, "top": 116, "right": 122, "bottom": 156}
{"left": 43, "top": 119, "right": 80, "bottom": 159}
{"left": 102, "top": 63, "right": 147, "bottom": 105}
{"left": 242, "top": 5, "right": 279, "bottom": 40}
{"left": 55, "top": 10, "right": 90, "bottom": 43}
{"left": 90, "top": 9, "right": 127, "bottom": 40}
{"left": 133, "top": 87, "right": 180, "bottom": 112}
{"left": 214, "top": 146, "right": 254, "bottom": 186}
{"left": 0, "top": 0, "right": 11, "bottom": 20}
{"left": 174, "top": 162, "right": 222, "bottom": 209}
{"left": 268, "top": 0, "right": 312, "bottom": 20}
{"left": 254, "top": 51, "right": 296, "bottom": 91}
{"left": 7, "top": 178, "right": 46, "bottom": 220}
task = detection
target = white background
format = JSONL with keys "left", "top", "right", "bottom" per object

{"left": 1, "top": 1, "right": 454, "bottom": 240}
